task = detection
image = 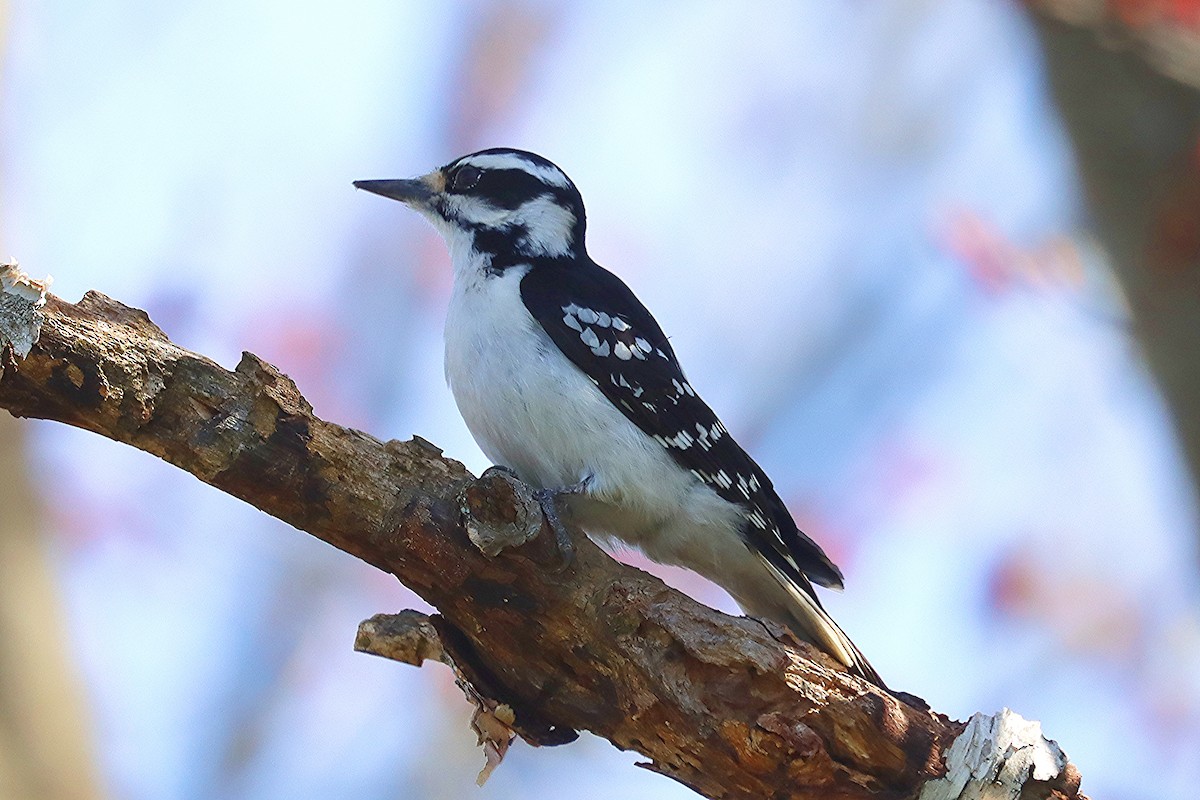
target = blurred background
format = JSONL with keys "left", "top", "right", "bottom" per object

{"left": 1, "top": 1, "right": 1199, "bottom": 798}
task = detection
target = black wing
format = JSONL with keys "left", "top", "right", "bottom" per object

{"left": 520, "top": 259, "right": 844, "bottom": 591}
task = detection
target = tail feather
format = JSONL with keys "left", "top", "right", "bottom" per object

{"left": 757, "top": 555, "right": 886, "bottom": 689}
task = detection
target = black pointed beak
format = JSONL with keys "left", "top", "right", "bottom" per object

{"left": 353, "top": 178, "right": 434, "bottom": 206}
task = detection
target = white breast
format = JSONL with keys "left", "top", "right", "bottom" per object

{"left": 443, "top": 265, "right": 736, "bottom": 544}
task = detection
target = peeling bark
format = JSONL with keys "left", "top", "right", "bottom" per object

{"left": 0, "top": 272, "right": 1086, "bottom": 799}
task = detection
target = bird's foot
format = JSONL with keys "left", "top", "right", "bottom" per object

{"left": 530, "top": 475, "right": 592, "bottom": 571}
{"left": 531, "top": 488, "right": 573, "bottom": 569}
{"left": 480, "top": 464, "right": 521, "bottom": 481}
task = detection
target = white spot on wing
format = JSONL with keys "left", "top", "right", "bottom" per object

{"left": 563, "top": 313, "right": 582, "bottom": 331}
{"left": 669, "top": 430, "right": 694, "bottom": 449}
{"left": 591, "top": 340, "right": 610, "bottom": 357}
{"left": 576, "top": 307, "right": 598, "bottom": 324}
{"left": 737, "top": 474, "right": 752, "bottom": 499}
{"left": 580, "top": 327, "right": 600, "bottom": 348}
{"left": 613, "top": 341, "right": 632, "bottom": 360}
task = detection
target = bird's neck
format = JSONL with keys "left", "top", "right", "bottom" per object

{"left": 445, "top": 233, "right": 586, "bottom": 289}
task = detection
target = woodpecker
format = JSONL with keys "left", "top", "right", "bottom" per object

{"left": 355, "top": 148, "right": 884, "bottom": 687}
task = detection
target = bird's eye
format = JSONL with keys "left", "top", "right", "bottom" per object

{"left": 451, "top": 165, "right": 482, "bottom": 192}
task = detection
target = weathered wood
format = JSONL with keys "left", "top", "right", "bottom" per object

{"left": 918, "top": 711, "right": 1081, "bottom": 800}
{"left": 0, "top": 263, "right": 1085, "bottom": 799}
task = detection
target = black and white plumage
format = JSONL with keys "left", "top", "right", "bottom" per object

{"left": 355, "top": 148, "right": 884, "bottom": 687}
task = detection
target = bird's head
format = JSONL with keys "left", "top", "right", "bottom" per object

{"left": 355, "top": 148, "right": 587, "bottom": 271}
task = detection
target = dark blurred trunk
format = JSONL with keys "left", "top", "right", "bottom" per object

{"left": 0, "top": 416, "right": 106, "bottom": 800}
{"left": 1033, "top": 12, "right": 1200, "bottom": 540}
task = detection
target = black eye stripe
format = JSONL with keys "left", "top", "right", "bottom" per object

{"left": 448, "top": 164, "right": 571, "bottom": 204}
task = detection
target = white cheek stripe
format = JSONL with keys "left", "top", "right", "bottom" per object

{"left": 513, "top": 194, "right": 576, "bottom": 257}
{"left": 443, "top": 194, "right": 510, "bottom": 227}
{"left": 458, "top": 153, "right": 572, "bottom": 189}
{"left": 442, "top": 193, "right": 575, "bottom": 257}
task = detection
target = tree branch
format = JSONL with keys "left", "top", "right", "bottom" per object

{"left": 0, "top": 265, "right": 1084, "bottom": 799}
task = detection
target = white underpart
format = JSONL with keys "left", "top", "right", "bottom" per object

{"left": 440, "top": 261, "right": 823, "bottom": 631}
{"left": 430, "top": 189, "right": 861, "bottom": 674}
{"left": 456, "top": 152, "right": 572, "bottom": 189}
{"left": 445, "top": 264, "right": 707, "bottom": 516}
{"left": 425, "top": 214, "right": 491, "bottom": 285}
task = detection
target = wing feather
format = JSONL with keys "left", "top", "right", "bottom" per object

{"left": 520, "top": 260, "right": 843, "bottom": 591}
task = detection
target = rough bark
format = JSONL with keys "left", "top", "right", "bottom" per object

{"left": 0, "top": 268, "right": 1085, "bottom": 800}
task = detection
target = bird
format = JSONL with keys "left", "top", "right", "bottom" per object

{"left": 355, "top": 148, "right": 885, "bottom": 688}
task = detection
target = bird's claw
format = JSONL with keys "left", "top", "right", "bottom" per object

{"left": 482, "top": 467, "right": 588, "bottom": 571}
{"left": 481, "top": 464, "right": 521, "bottom": 480}
{"left": 531, "top": 487, "right": 576, "bottom": 572}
